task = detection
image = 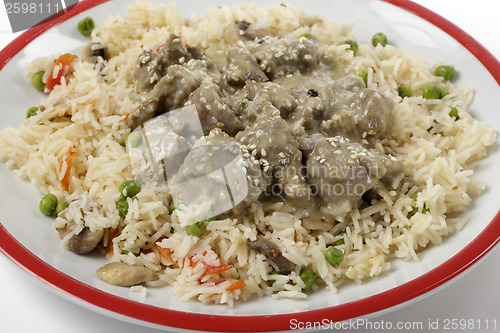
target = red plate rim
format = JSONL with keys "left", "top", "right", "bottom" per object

{"left": 0, "top": 0, "right": 499, "bottom": 331}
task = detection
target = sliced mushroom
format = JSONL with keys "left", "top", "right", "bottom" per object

{"left": 67, "top": 227, "right": 104, "bottom": 254}
{"left": 235, "top": 20, "right": 271, "bottom": 41}
{"left": 246, "top": 235, "right": 296, "bottom": 274}
{"left": 82, "top": 42, "right": 110, "bottom": 65}
{"left": 97, "top": 262, "right": 158, "bottom": 287}
{"left": 55, "top": 200, "right": 105, "bottom": 254}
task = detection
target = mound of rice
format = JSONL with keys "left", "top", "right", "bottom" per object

{"left": 0, "top": 0, "right": 496, "bottom": 306}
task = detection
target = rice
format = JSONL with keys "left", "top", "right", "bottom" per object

{"left": 0, "top": 0, "right": 497, "bottom": 306}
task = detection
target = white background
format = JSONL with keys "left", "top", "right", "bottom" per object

{"left": 0, "top": 1, "right": 499, "bottom": 332}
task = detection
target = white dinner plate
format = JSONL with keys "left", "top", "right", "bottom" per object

{"left": 0, "top": 0, "right": 499, "bottom": 331}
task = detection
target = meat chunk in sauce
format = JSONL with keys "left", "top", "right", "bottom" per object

{"left": 206, "top": 130, "right": 270, "bottom": 214}
{"left": 169, "top": 129, "right": 270, "bottom": 218}
{"left": 223, "top": 43, "right": 268, "bottom": 88}
{"left": 133, "top": 33, "right": 209, "bottom": 92}
{"left": 322, "top": 74, "right": 394, "bottom": 139}
{"left": 236, "top": 104, "right": 310, "bottom": 206}
{"left": 245, "top": 37, "right": 320, "bottom": 79}
{"left": 134, "top": 49, "right": 170, "bottom": 91}
{"left": 302, "top": 134, "right": 402, "bottom": 217}
{"left": 187, "top": 80, "right": 244, "bottom": 135}
{"left": 231, "top": 80, "right": 298, "bottom": 124}
{"left": 129, "top": 65, "right": 202, "bottom": 128}
{"left": 272, "top": 73, "right": 327, "bottom": 131}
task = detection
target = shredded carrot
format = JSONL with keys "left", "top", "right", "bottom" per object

{"left": 45, "top": 54, "right": 78, "bottom": 93}
{"left": 59, "top": 147, "right": 78, "bottom": 192}
{"left": 226, "top": 280, "right": 246, "bottom": 291}
{"left": 156, "top": 43, "right": 166, "bottom": 52}
{"left": 155, "top": 243, "right": 177, "bottom": 265}
{"left": 200, "top": 263, "right": 232, "bottom": 277}
{"left": 122, "top": 112, "right": 130, "bottom": 121}
{"left": 156, "top": 243, "right": 234, "bottom": 278}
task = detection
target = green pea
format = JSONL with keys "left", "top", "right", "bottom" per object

{"left": 298, "top": 33, "right": 315, "bottom": 40}
{"left": 372, "top": 32, "right": 388, "bottom": 47}
{"left": 122, "top": 249, "right": 138, "bottom": 256}
{"left": 185, "top": 221, "right": 206, "bottom": 237}
{"left": 355, "top": 69, "right": 368, "bottom": 87}
{"left": 31, "top": 71, "right": 45, "bottom": 91}
{"left": 116, "top": 197, "right": 129, "bottom": 218}
{"left": 55, "top": 201, "right": 69, "bottom": 215}
{"left": 119, "top": 180, "right": 141, "bottom": 198}
{"left": 422, "top": 202, "right": 429, "bottom": 214}
{"left": 77, "top": 17, "right": 95, "bottom": 36}
{"left": 331, "top": 232, "right": 345, "bottom": 246}
{"left": 39, "top": 194, "right": 58, "bottom": 216}
{"left": 124, "top": 132, "right": 142, "bottom": 148}
{"left": 449, "top": 107, "right": 460, "bottom": 120}
{"left": 324, "top": 246, "right": 344, "bottom": 267}
{"left": 422, "top": 84, "right": 441, "bottom": 99}
{"left": 169, "top": 201, "right": 181, "bottom": 214}
{"left": 439, "top": 88, "right": 449, "bottom": 98}
{"left": 268, "top": 269, "right": 282, "bottom": 287}
{"left": 435, "top": 65, "right": 456, "bottom": 81}
{"left": 398, "top": 84, "right": 412, "bottom": 98}
{"left": 299, "top": 267, "right": 316, "bottom": 289}
{"left": 239, "top": 100, "right": 248, "bottom": 110}
{"left": 346, "top": 39, "right": 358, "bottom": 55}
{"left": 26, "top": 107, "right": 38, "bottom": 119}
